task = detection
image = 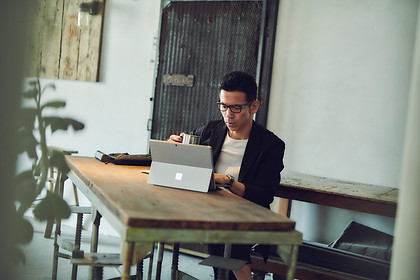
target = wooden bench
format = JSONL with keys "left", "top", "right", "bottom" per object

{"left": 251, "top": 171, "right": 398, "bottom": 280}
{"left": 275, "top": 171, "right": 398, "bottom": 218}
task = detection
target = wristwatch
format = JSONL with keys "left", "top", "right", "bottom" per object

{"left": 226, "top": 174, "right": 235, "bottom": 186}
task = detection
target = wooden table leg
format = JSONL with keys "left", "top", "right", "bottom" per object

{"left": 286, "top": 244, "right": 299, "bottom": 280}
{"left": 122, "top": 241, "right": 135, "bottom": 280}
{"left": 218, "top": 243, "right": 232, "bottom": 280}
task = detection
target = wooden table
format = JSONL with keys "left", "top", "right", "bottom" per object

{"left": 66, "top": 156, "right": 302, "bottom": 280}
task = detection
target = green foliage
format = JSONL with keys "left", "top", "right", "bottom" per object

{"left": 14, "top": 171, "right": 37, "bottom": 206}
{"left": 33, "top": 191, "right": 71, "bottom": 220}
{"left": 43, "top": 116, "right": 85, "bottom": 133}
{"left": 13, "top": 78, "right": 84, "bottom": 264}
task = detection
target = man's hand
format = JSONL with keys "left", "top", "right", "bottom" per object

{"left": 214, "top": 173, "right": 231, "bottom": 185}
{"left": 214, "top": 173, "right": 245, "bottom": 197}
{"left": 168, "top": 133, "right": 185, "bottom": 143}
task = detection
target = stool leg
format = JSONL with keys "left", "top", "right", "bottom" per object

{"left": 71, "top": 212, "right": 84, "bottom": 280}
{"left": 136, "top": 260, "right": 144, "bottom": 280}
{"left": 92, "top": 266, "right": 103, "bottom": 280}
{"left": 52, "top": 216, "right": 61, "bottom": 280}
{"left": 73, "top": 183, "right": 80, "bottom": 206}
{"left": 155, "top": 242, "right": 164, "bottom": 280}
{"left": 52, "top": 172, "right": 65, "bottom": 280}
{"left": 44, "top": 219, "right": 54, "bottom": 238}
{"left": 89, "top": 210, "right": 102, "bottom": 280}
{"left": 171, "top": 243, "right": 180, "bottom": 280}
{"left": 147, "top": 243, "right": 155, "bottom": 280}
{"left": 44, "top": 168, "right": 57, "bottom": 238}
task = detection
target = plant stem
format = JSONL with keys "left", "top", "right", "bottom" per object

{"left": 35, "top": 79, "right": 50, "bottom": 196}
{"left": 16, "top": 79, "right": 50, "bottom": 217}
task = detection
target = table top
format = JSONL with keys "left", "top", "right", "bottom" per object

{"left": 276, "top": 171, "right": 398, "bottom": 217}
{"left": 280, "top": 171, "right": 398, "bottom": 204}
{"left": 66, "top": 156, "right": 296, "bottom": 232}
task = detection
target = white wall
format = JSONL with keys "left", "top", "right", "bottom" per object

{"left": 268, "top": 0, "right": 419, "bottom": 243}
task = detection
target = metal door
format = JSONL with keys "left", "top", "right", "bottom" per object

{"left": 149, "top": 0, "right": 278, "bottom": 140}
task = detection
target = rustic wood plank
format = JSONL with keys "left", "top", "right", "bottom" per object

{"left": 25, "top": 0, "right": 45, "bottom": 77}
{"left": 59, "top": 0, "right": 80, "bottom": 80}
{"left": 40, "top": 0, "right": 63, "bottom": 78}
{"left": 276, "top": 171, "right": 398, "bottom": 217}
{"left": 66, "top": 156, "right": 296, "bottom": 231}
{"left": 78, "top": 0, "right": 105, "bottom": 82}
{"left": 25, "top": 0, "right": 105, "bottom": 82}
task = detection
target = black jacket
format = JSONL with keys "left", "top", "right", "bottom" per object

{"left": 190, "top": 120, "right": 285, "bottom": 208}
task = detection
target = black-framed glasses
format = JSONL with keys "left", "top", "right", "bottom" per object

{"left": 216, "top": 101, "right": 253, "bottom": 113}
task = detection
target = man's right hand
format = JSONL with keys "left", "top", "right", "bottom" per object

{"left": 168, "top": 133, "right": 184, "bottom": 143}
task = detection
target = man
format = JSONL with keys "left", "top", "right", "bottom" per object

{"left": 170, "top": 71, "right": 285, "bottom": 280}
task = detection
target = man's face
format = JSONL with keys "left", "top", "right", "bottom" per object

{"left": 219, "top": 90, "right": 258, "bottom": 136}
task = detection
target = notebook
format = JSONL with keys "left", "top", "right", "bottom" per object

{"left": 147, "top": 139, "right": 217, "bottom": 193}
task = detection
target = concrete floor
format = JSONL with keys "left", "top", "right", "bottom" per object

{"left": 15, "top": 216, "right": 214, "bottom": 280}
{"left": 15, "top": 216, "right": 276, "bottom": 280}
{"left": 12, "top": 217, "right": 278, "bottom": 280}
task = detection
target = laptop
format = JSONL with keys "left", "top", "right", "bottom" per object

{"left": 147, "top": 139, "right": 217, "bottom": 193}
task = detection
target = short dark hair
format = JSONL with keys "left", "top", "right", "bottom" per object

{"left": 219, "top": 71, "right": 258, "bottom": 102}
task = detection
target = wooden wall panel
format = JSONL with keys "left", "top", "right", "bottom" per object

{"left": 78, "top": 1, "right": 104, "bottom": 82}
{"left": 43, "top": 0, "right": 63, "bottom": 78}
{"left": 59, "top": 0, "right": 81, "bottom": 80}
{"left": 25, "top": 0, "right": 105, "bottom": 82}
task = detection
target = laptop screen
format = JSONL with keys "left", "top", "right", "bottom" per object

{"left": 147, "top": 139, "right": 216, "bottom": 192}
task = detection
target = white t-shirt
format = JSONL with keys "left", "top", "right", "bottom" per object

{"left": 215, "top": 132, "right": 248, "bottom": 179}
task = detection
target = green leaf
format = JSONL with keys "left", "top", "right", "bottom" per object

{"left": 13, "top": 216, "right": 34, "bottom": 244}
{"left": 22, "top": 88, "right": 38, "bottom": 99}
{"left": 28, "top": 80, "right": 37, "bottom": 87}
{"left": 49, "top": 149, "right": 70, "bottom": 174}
{"left": 17, "top": 108, "right": 37, "bottom": 129}
{"left": 15, "top": 170, "right": 35, "bottom": 182}
{"left": 33, "top": 154, "right": 46, "bottom": 177}
{"left": 14, "top": 171, "right": 37, "bottom": 204}
{"left": 33, "top": 191, "right": 71, "bottom": 221}
{"left": 43, "top": 117, "right": 66, "bottom": 132}
{"left": 44, "top": 117, "right": 85, "bottom": 133}
{"left": 17, "top": 125, "right": 35, "bottom": 138}
{"left": 16, "top": 129, "right": 38, "bottom": 158}
{"left": 68, "top": 118, "right": 85, "bottom": 131}
{"left": 41, "top": 100, "right": 66, "bottom": 111}
{"left": 41, "top": 83, "right": 56, "bottom": 95}
{"left": 11, "top": 246, "right": 26, "bottom": 265}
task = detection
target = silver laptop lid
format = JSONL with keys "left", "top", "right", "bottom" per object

{"left": 147, "top": 139, "right": 216, "bottom": 192}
